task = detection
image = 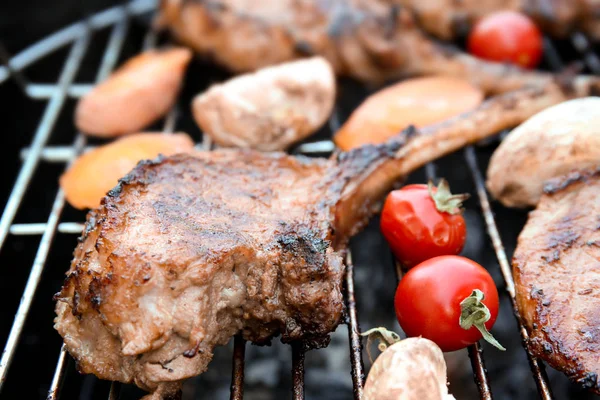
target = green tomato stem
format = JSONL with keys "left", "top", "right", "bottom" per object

{"left": 361, "top": 327, "right": 402, "bottom": 362}
{"left": 428, "top": 178, "right": 470, "bottom": 215}
{"left": 459, "top": 289, "right": 506, "bottom": 351}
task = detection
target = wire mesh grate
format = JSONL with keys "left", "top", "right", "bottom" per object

{"left": 1, "top": 1, "right": 599, "bottom": 399}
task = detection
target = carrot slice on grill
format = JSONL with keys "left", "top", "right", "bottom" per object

{"left": 60, "top": 133, "right": 194, "bottom": 209}
{"left": 334, "top": 76, "right": 484, "bottom": 150}
{"left": 75, "top": 48, "right": 192, "bottom": 137}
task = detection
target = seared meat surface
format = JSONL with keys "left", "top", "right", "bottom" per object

{"left": 514, "top": 168, "right": 600, "bottom": 393}
{"left": 399, "top": 0, "right": 600, "bottom": 40}
{"left": 160, "top": 0, "right": 600, "bottom": 93}
{"left": 55, "top": 83, "right": 596, "bottom": 398}
{"left": 55, "top": 151, "right": 345, "bottom": 397}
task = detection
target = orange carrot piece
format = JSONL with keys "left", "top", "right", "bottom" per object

{"left": 75, "top": 48, "right": 192, "bottom": 137}
{"left": 60, "top": 133, "right": 194, "bottom": 209}
{"left": 334, "top": 76, "right": 484, "bottom": 151}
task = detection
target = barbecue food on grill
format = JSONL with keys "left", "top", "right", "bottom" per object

{"left": 334, "top": 76, "right": 483, "bottom": 150}
{"left": 487, "top": 97, "right": 600, "bottom": 208}
{"left": 513, "top": 167, "right": 600, "bottom": 394}
{"left": 55, "top": 83, "right": 597, "bottom": 398}
{"left": 159, "top": 0, "right": 600, "bottom": 93}
{"left": 192, "top": 57, "right": 335, "bottom": 151}
{"left": 76, "top": 48, "right": 192, "bottom": 137}
{"left": 399, "top": 0, "right": 600, "bottom": 41}
{"left": 60, "top": 133, "right": 194, "bottom": 209}
{"left": 362, "top": 330, "right": 455, "bottom": 400}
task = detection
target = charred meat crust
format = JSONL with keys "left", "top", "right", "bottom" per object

{"left": 54, "top": 150, "right": 348, "bottom": 392}
{"left": 543, "top": 166, "right": 600, "bottom": 195}
{"left": 513, "top": 168, "right": 600, "bottom": 394}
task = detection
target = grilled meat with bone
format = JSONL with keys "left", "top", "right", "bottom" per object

{"left": 398, "top": 0, "right": 600, "bottom": 40}
{"left": 514, "top": 167, "right": 600, "bottom": 393}
{"left": 160, "top": 0, "right": 596, "bottom": 93}
{"left": 55, "top": 81, "right": 599, "bottom": 399}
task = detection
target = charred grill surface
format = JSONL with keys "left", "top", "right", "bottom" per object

{"left": 514, "top": 168, "right": 600, "bottom": 393}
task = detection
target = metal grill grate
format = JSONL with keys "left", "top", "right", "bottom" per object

{"left": 1, "top": 1, "right": 599, "bottom": 399}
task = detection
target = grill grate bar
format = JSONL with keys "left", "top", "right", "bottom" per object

{"left": 230, "top": 335, "right": 246, "bottom": 400}
{"left": 108, "top": 382, "right": 122, "bottom": 400}
{"left": 542, "top": 37, "right": 564, "bottom": 71}
{"left": 163, "top": 106, "right": 179, "bottom": 133}
{"left": 468, "top": 343, "right": 492, "bottom": 399}
{"left": 572, "top": 33, "right": 600, "bottom": 74}
{"left": 292, "top": 342, "right": 305, "bottom": 400}
{"left": 295, "top": 140, "right": 336, "bottom": 155}
{"left": 20, "top": 146, "right": 96, "bottom": 162}
{"left": 25, "top": 83, "right": 91, "bottom": 99}
{"left": 571, "top": 33, "right": 600, "bottom": 73}
{"left": 328, "top": 106, "right": 365, "bottom": 399}
{"left": 463, "top": 146, "right": 553, "bottom": 399}
{"left": 0, "top": 34, "right": 90, "bottom": 391}
{"left": 0, "top": 0, "right": 154, "bottom": 85}
{"left": 3, "top": 154, "right": 74, "bottom": 394}
{"left": 47, "top": 345, "right": 69, "bottom": 400}
{"left": 423, "top": 161, "right": 492, "bottom": 398}
{"left": 0, "top": 33, "right": 88, "bottom": 258}
{"left": 45, "top": 15, "right": 131, "bottom": 400}
{"left": 10, "top": 222, "right": 84, "bottom": 235}
{"left": 0, "top": 41, "right": 30, "bottom": 91}
{"left": 344, "top": 253, "right": 365, "bottom": 400}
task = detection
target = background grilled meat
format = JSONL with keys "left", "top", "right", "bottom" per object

{"left": 514, "top": 168, "right": 600, "bottom": 393}
{"left": 398, "top": 0, "right": 600, "bottom": 40}
{"left": 159, "top": 0, "right": 600, "bottom": 93}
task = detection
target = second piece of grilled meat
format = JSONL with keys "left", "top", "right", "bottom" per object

{"left": 398, "top": 0, "right": 600, "bottom": 40}
{"left": 514, "top": 167, "right": 600, "bottom": 393}
{"left": 54, "top": 82, "right": 595, "bottom": 398}
{"left": 159, "top": 0, "right": 600, "bottom": 93}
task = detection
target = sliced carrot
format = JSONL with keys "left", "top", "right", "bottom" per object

{"left": 75, "top": 48, "right": 192, "bottom": 137}
{"left": 60, "top": 133, "right": 194, "bottom": 209}
{"left": 334, "top": 76, "right": 484, "bottom": 150}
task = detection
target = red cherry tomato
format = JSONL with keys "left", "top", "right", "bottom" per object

{"left": 468, "top": 11, "right": 543, "bottom": 69}
{"left": 380, "top": 180, "right": 467, "bottom": 268}
{"left": 394, "top": 256, "right": 502, "bottom": 352}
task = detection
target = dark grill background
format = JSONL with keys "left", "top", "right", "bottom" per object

{"left": 0, "top": 2, "right": 599, "bottom": 399}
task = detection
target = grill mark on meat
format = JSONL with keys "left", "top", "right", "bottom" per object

{"left": 544, "top": 166, "right": 600, "bottom": 194}
{"left": 514, "top": 168, "right": 600, "bottom": 394}
{"left": 276, "top": 231, "right": 330, "bottom": 268}
{"left": 541, "top": 250, "right": 560, "bottom": 263}
{"left": 547, "top": 228, "right": 581, "bottom": 250}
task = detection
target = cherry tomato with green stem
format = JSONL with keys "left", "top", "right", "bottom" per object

{"left": 380, "top": 179, "right": 468, "bottom": 269}
{"left": 394, "top": 255, "right": 504, "bottom": 352}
